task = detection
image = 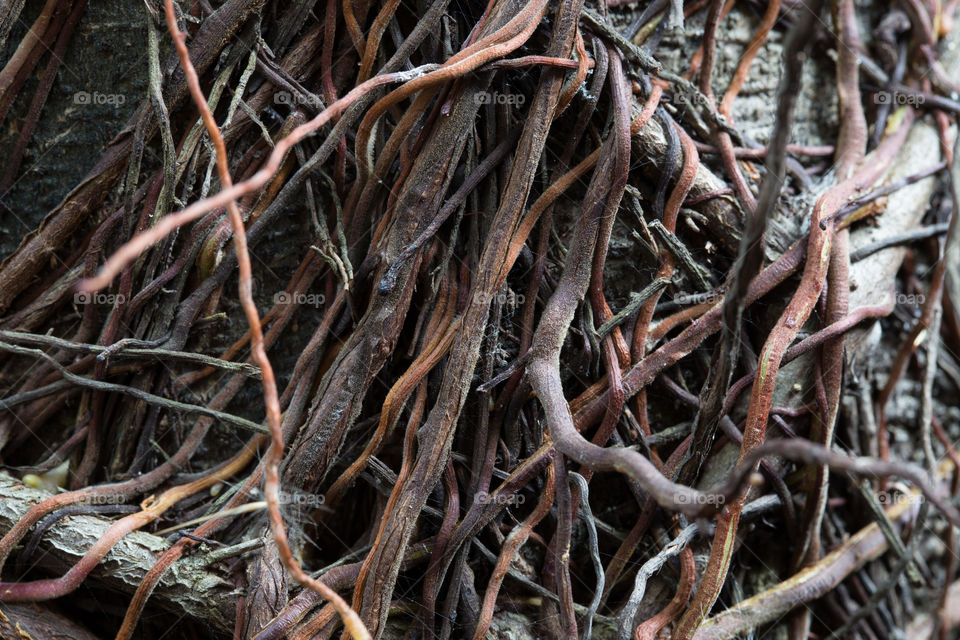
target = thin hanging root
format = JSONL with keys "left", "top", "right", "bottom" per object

{"left": 633, "top": 545, "right": 695, "bottom": 639}
{"left": 342, "top": 0, "right": 366, "bottom": 54}
{"left": 324, "top": 316, "right": 462, "bottom": 505}
{"left": 631, "top": 81, "right": 662, "bottom": 134}
{"left": 353, "top": 0, "right": 550, "bottom": 181}
{"left": 675, "top": 106, "right": 912, "bottom": 640}
{"left": 472, "top": 462, "right": 555, "bottom": 640}
{"left": 157, "top": 2, "right": 370, "bottom": 638}
{"left": 684, "top": 0, "right": 735, "bottom": 79}
{"left": 718, "top": 0, "right": 783, "bottom": 119}
{"left": 78, "top": 61, "right": 442, "bottom": 294}
{"left": 627, "top": 116, "right": 699, "bottom": 466}
{"left": 631, "top": 119, "right": 699, "bottom": 361}
{"left": 529, "top": 53, "right": 727, "bottom": 517}
{"left": 0, "top": 0, "right": 58, "bottom": 99}
{"left": 356, "top": 0, "right": 401, "bottom": 82}
{"left": 793, "top": 0, "right": 867, "bottom": 589}
{"left": 555, "top": 27, "right": 590, "bottom": 114}
{"left": 500, "top": 148, "right": 602, "bottom": 288}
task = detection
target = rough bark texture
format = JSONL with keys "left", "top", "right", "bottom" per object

{"left": 0, "top": 474, "right": 235, "bottom": 633}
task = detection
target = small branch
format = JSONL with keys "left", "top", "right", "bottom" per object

{"left": 0, "top": 330, "right": 261, "bottom": 377}
{"left": 0, "top": 341, "right": 267, "bottom": 434}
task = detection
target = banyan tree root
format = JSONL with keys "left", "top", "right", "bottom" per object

{"left": 1, "top": 0, "right": 960, "bottom": 639}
